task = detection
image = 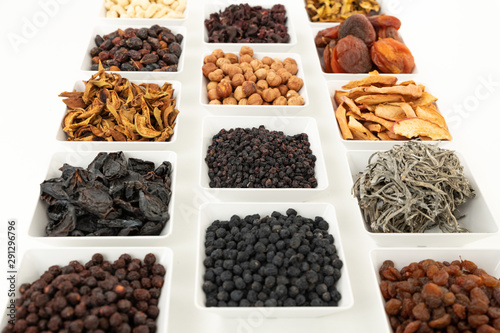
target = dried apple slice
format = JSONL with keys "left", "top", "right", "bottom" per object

{"left": 411, "top": 91, "right": 438, "bottom": 106}
{"left": 335, "top": 102, "right": 353, "bottom": 140}
{"left": 355, "top": 94, "right": 404, "bottom": 105}
{"left": 415, "top": 105, "right": 447, "bottom": 129}
{"left": 348, "top": 117, "right": 379, "bottom": 140}
{"left": 392, "top": 117, "right": 452, "bottom": 140}
{"left": 374, "top": 104, "right": 406, "bottom": 121}
{"left": 341, "top": 72, "right": 397, "bottom": 89}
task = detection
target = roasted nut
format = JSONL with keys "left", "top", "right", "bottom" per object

{"left": 239, "top": 62, "right": 253, "bottom": 74}
{"left": 202, "top": 63, "right": 217, "bottom": 77}
{"left": 286, "top": 90, "right": 299, "bottom": 99}
{"left": 287, "top": 95, "right": 305, "bottom": 105}
{"left": 204, "top": 54, "right": 217, "bottom": 64}
{"left": 207, "top": 81, "right": 218, "bottom": 91}
{"left": 287, "top": 76, "right": 304, "bottom": 91}
{"left": 239, "top": 46, "right": 254, "bottom": 57}
{"left": 250, "top": 59, "right": 263, "bottom": 71}
{"left": 227, "top": 65, "right": 243, "bottom": 79}
{"left": 247, "top": 93, "right": 263, "bottom": 105}
{"left": 239, "top": 54, "right": 253, "bottom": 63}
{"left": 224, "top": 52, "right": 239, "bottom": 64}
{"left": 262, "top": 88, "right": 281, "bottom": 102}
{"left": 273, "top": 96, "right": 288, "bottom": 105}
{"left": 216, "top": 81, "right": 232, "bottom": 99}
{"left": 231, "top": 73, "right": 245, "bottom": 88}
{"left": 284, "top": 58, "right": 298, "bottom": 75}
{"left": 255, "top": 68, "right": 267, "bottom": 80}
{"left": 266, "top": 71, "right": 282, "bottom": 87}
{"left": 223, "top": 97, "right": 237, "bottom": 105}
{"left": 261, "top": 56, "right": 273, "bottom": 66}
{"left": 207, "top": 88, "right": 220, "bottom": 101}
{"left": 238, "top": 99, "right": 248, "bottom": 105}
{"left": 208, "top": 69, "right": 223, "bottom": 82}
{"left": 241, "top": 81, "right": 257, "bottom": 97}
{"left": 221, "top": 63, "right": 232, "bottom": 75}
{"left": 233, "top": 86, "right": 246, "bottom": 101}
{"left": 209, "top": 99, "right": 222, "bottom": 105}
{"left": 276, "top": 68, "right": 292, "bottom": 84}
{"left": 277, "top": 84, "right": 289, "bottom": 96}
{"left": 244, "top": 71, "right": 257, "bottom": 83}
{"left": 271, "top": 60, "right": 284, "bottom": 71}
{"left": 212, "top": 49, "right": 225, "bottom": 59}
{"left": 256, "top": 80, "right": 269, "bottom": 91}
{"left": 216, "top": 57, "right": 231, "bottom": 68}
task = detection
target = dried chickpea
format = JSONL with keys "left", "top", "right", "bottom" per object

{"left": 239, "top": 54, "right": 253, "bottom": 63}
{"left": 286, "top": 90, "right": 299, "bottom": 99}
{"left": 273, "top": 96, "right": 287, "bottom": 105}
{"left": 266, "top": 71, "right": 282, "bottom": 87}
{"left": 250, "top": 59, "right": 263, "bottom": 71}
{"left": 233, "top": 86, "right": 245, "bottom": 101}
{"left": 207, "top": 88, "right": 220, "bottom": 101}
{"left": 223, "top": 97, "right": 237, "bottom": 105}
{"left": 238, "top": 98, "right": 248, "bottom": 105}
{"left": 216, "top": 81, "right": 232, "bottom": 99}
{"left": 262, "top": 88, "right": 281, "bottom": 103}
{"left": 227, "top": 65, "right": 243, "bottom": 79}
{"left": 231, "top": 73, "right": 245, "bottom": 88}
{"left": 239, "top": 62, "right": 253, "bottom": 74}
{"left": 208, "top": 69, "right": 223, "bottom": 82}
{"left": 212, "top": 49, "right": 225, "bottom": 59}
{"left": 204, "top": 54, "right": 217, "bottom": 64}
{"left": 255, "top": 68, "right": 267, "bottom": 80}
{"left": 207, "top": 81, "right": 218, "bottom": 91}
{"left": 209, "top": 99, "right": 222, "bottom": 105}
{"left": 244, "top": 71, "right": 257, "bottom": 83}
{"left": 261, "top": 56, "right": 273, "bottom": 66}
{"left": 216, "top": 57, "right": 231, "bottom": 68}
{"left": 256, "top": 80, "right": 269, "bottom": 91}
{"left": 241, "top": 81, "right": 257, "bottom": 97}
{"left": 287, "top": 95, "right": 305, "bottom": 105}
{"left": 276, "top": 68, "right": 292, "bottom": 84}
{"left": 247, "top": 93, "right": 263, "bottom": 105}
{"left": 277, "top": 84, "right": 288, "bottom": 97}
{"left": 287, "top": 76, "right": 304, "bottom": 91}
{"left": 202, "top": 63, "right": 217, "bottom": 77}
{"left": 224, "top": 52, "right": 239, "bottom": 64}
{"left": 239, "top": 46, "right": 254, "bottom": 57}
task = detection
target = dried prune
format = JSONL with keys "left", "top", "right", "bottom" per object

{"left": 371, "top": 38, "right": 415, "bottom": 74}
{"left": 334, "top": 35, "right": 372, "bottom": 73}
{"left": 338, "top": 13, "right": 376, "bottom": 47}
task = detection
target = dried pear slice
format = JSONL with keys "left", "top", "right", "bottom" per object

{"left": 134, "top": 113, "right": 161, "bottom": 138}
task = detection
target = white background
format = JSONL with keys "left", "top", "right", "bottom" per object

{"left": 1, "top": 0, "right": 499, "bottom": 332}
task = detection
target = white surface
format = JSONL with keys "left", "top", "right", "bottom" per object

{"left": 0, "top": 0, "right": 499, "bottom": 332}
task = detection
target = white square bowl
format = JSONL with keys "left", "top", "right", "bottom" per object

{"left": 369, "top": 247, "right": 500, "bottom": 333}
{"left": 56, "top": 78, "right": 181, "bottom": 148}
{"left": 200, "top": 51, "right": 309, "bottom": 115}
{"left": 200, "top": 116, "right": 328, "bottom": 201}
{"left": 346, "top": 148, "right": 498, "bottom": 247}
{"left": 27, "top": 150, "right": 177, "bottom": 246}
{"left": 98, "top": 0, "right": 189, "bottom": 24}
{"left": 0, "top": 247, "right": 174, "bottom": 332}
{"left": 310, "top": 23, "right": 419, "bottom": 80}
{"left": 326, "top": 79, "right": 452, "bottom": 150}
{"left": 194, "top": 202, "right": 354, "bottom": 317}
{"left": 81, "top": 23, "right": 187, "bottom": 77}
{"left": 203, "top": 0, "right": 297, "bottom": 52}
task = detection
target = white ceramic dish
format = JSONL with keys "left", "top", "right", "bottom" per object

{"left": 200, "top": 51, "right": 309, "bottom": 115}
{"left": 81, "top": 23, "right": 186, "bottom": 77}
{"left": 346, "top": 148, "right": 498, "bottom": 247}
{"left": 98, "top": 0, "right": 188, "bottom": 24}
{"left": 203, "top": 0, "right": 297, "bottom": 52}
{"left": 369, "top": 247, "right": 500, "bottom": 332}
{"left": 0, "top": 247, "right": 174, "bottom": 332}
{"left": 326, "top": 79, "right": 451, "bottom": 150}
{"left": 194, "top": 202, "right": 354, "bottom": 317}
{"left": 310, "top": 23, "right": 418, "bottom": 80}
{"left": 56, "top": 78, "right": 181, "bottom": 147}
{"left": 27, "top": 150, "right": 177, "bottom": 245}
{"left": 199, "top": 116, "right": 328, "bottom": 201}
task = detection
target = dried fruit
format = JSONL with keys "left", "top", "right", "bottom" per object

{"left": 305, "top": 0, "right": 380, "bottom": 22}
{"left": 59, "top": 65, "right": 179, "bottom": 142}
{"left": 334, "top": 35, "right": 372, "bottom": 73}
{"left": 371, "top": 38, "right": 415, "bottom": 74}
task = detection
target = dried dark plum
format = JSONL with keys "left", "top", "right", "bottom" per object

{"left": 146, "top": 37, "right": 161, "bottom": 50}
{"left": 120, "top": 63, "right": 136, "bottom": 71}
{"left": 95, "top": 35, "right": 104, "bottom": 47}
{"left": 128, "top": 49, "right": 142, "bottom": 61}
{"left": 40, "top": 152, "right": 173, "bottom": 237}
{"left": 126, "top": 37, "right": 142, "bottom": 50}
{"left": 99, "top": 39, "right": 113, "bottom": 51}
{"left": 114, "top": 48, "right": 129, "bottom": 63}
{"left": 160, "top": 31, "right": 175, "bottom": 44}
{"left": 167, "top": 42, "right": 182, "bottom": 58}
{"left": 141, "top": 53, "right": 159, "bottom": 65}
{"left": 90, "top": 47, "right": 100, "bottom": 57}
{"left": 136, "top": 28, "right": 149, "bottom": 40}
{"left": 175, "top": 34, "right": 183, "bottom": 43}
{"left": 162, "top": 53, "right": 178, "bottom": 66}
